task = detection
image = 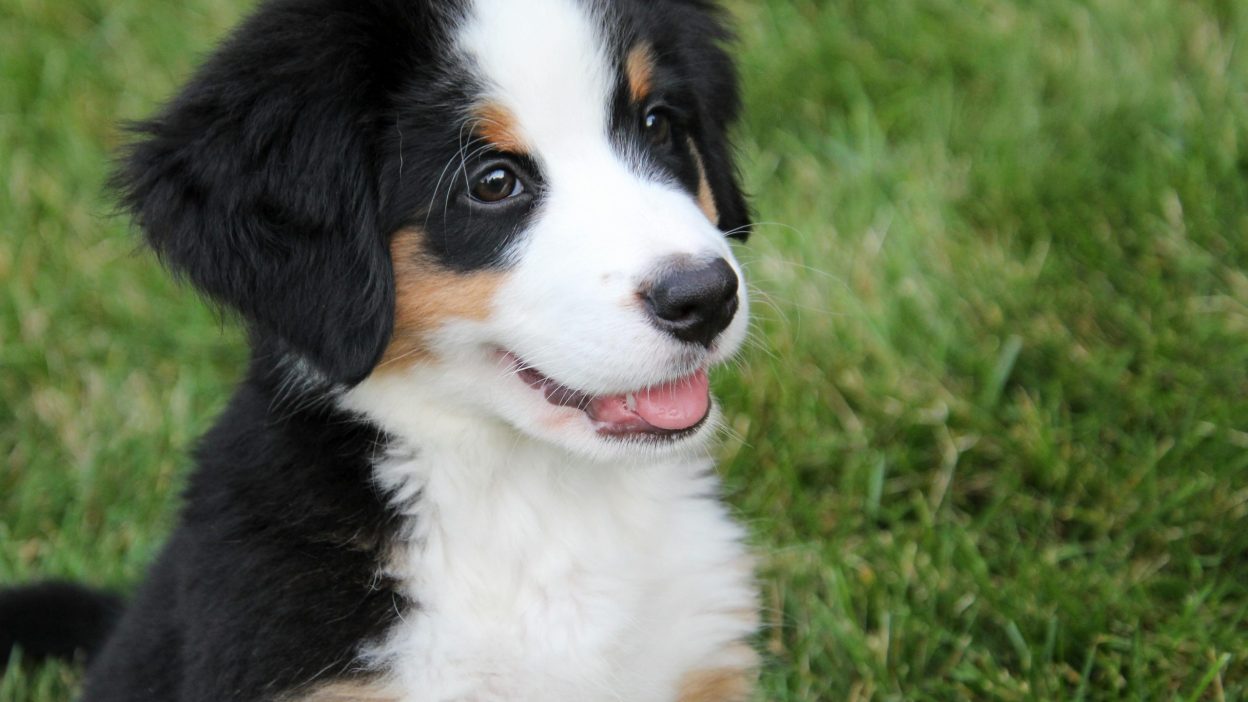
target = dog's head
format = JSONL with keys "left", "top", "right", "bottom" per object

{"left": 117, "top": 0, "right": 750, "bottom": 458}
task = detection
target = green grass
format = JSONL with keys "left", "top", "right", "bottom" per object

{"left": 3, "top": 0, "right": 1246, "bottom": 699}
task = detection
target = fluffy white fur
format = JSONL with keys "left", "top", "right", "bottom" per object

{"left": 339, "top": 0, "right": 757, "bottom": 698}
{"left": 340, "top": 417, "right": 757, "bottom": 701}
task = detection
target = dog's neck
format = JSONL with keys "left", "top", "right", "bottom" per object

{"left": 328, "top": 368, "right": 757, "bottom": 701}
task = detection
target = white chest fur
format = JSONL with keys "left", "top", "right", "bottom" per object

{"left": 359, "top": 428, "right": 758, "bottom": 702}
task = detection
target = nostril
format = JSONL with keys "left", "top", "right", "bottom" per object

{"left": 643, "top": 258, "right": 740, "bottom": 347}
{"left": 669, "top": 301, "right": 699, "bottom": 322}
{"left": 647, "top": 289, "right": 701, "bottom": 324}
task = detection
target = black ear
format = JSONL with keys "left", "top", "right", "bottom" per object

{"left": 114, "top": 2, "right": 408, "bottom": 384}
{"left": 662, "top": 1, "right": 753, "bottom": 240}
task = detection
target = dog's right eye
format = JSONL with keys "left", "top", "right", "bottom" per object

{"left": 470, "top": 167, "right": 524, "bottom": 203}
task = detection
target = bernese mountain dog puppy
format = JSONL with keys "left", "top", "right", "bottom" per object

{"left": 3, "top": 0, "right": 758, "bottom": 699}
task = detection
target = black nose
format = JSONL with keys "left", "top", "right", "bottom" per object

{"left": 644, "top": 258, "right": 740, "bottom": 348}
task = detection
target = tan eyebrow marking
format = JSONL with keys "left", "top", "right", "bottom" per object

{"left": 471, "top": 102, "right": 529, "bottom": 154}
{"left": 626, "top": 41, "right": 657, "bottom": 103}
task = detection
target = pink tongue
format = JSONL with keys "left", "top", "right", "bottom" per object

{"left": 632, "top": 370, "right": 710, "bottom": 431}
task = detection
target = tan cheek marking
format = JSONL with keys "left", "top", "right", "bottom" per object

{"left": 687, "top": 138, "right": 720, "bottom": 225}
{"left": 626, "top": 42, "right": 657, "bottom": 103}
{"left": 282, "top": 680, "right": 401, "bottom": 702}
{"left": 380, "top": 229, "right": 504, "bottom": 368}
{"left": 677, "top": 664, "right": 757, "bottom": 702}
{"left": 679, "top": 556, "right": 760, "bottom": 702}
{"left": 472, "top": 102, "right": 528, "bottom": 154}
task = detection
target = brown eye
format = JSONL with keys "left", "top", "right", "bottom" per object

{"left": 470, "top": 167, "right": 522, "bottom": 203}
{"left": 643, "top": 109, "right": 672, "bottom": 148}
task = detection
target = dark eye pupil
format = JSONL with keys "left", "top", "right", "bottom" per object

{"left": 472, "top": 168, "right": 517, "bottom": 203}
{"left": 644, "top": 111, "right": 672, "bottom": 146}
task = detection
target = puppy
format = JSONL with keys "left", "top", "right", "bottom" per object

{"left": 5, "top": 0, "right": 758, "bottom": 700}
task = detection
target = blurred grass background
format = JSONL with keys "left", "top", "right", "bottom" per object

{"left": 2, "top": 0, "right": 1246, "bottom": 699}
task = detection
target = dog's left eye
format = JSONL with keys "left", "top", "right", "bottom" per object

{"left": 470, "top": 167, "right": 524, "bottom": 203}
{"left": 643, "top": 108, "right": 673, "bottom": 149}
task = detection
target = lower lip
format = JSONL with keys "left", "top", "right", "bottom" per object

{"left": 593, "top": 412, "right": 711, "bottom": 440}
{"left": 500, "top": 352, "right": 711, "bottom": 440}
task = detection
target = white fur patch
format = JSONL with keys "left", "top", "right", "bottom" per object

{"left": 347, "top": 422, "right": 757, "bottom": 701}
{"left": 443, "top": 0, "right": 749, "bottom": 456}
{"left": 338, "top": 0, "right": 758, "bottom": 698}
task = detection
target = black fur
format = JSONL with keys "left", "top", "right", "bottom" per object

{"left": 81, "top": 359, "right": 403, "bottom": 701}
{"left": 114, "top": 0, "right": 750, "bottom": 384}
{"left": 0, "top": 583, "right": 122, "bottom": 668}
{"left": 611, "top": 0, "right": 753, "bottom": 238}
{"left": 112, "top": 0, "right": 451, "bottom": 385}
{"left": 2, "top": 0, "right": 751, "bottom": 699}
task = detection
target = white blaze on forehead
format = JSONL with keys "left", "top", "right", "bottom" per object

{"left": 449, "top": 0, "right": 749, "bottom": 401}
{"left": 458, "top": 0, "right": 614, "bottom": 163}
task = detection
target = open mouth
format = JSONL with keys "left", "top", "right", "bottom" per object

{"left": 504, "top": 353, "right": 712, "bottom": 439}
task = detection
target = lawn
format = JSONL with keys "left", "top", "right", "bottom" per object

{"left": 2, "top": 0, "right": 1246, "bottom": 700}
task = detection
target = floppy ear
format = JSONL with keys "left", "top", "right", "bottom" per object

{"left": 113, "top": 5, "right": 401, "bottom": 385}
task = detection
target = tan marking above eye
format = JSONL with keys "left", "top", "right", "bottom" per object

{"left": 472, "top": 102, "right": 529, "bottom": 154}
{"left": 686, "top": 138, "right": 720, "bottom": 226}
{"left": 379, "top": 229, "right": 505, "bottom": 369}
{"left": 626, "top": 42, "right": 657, "bottom": 104}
